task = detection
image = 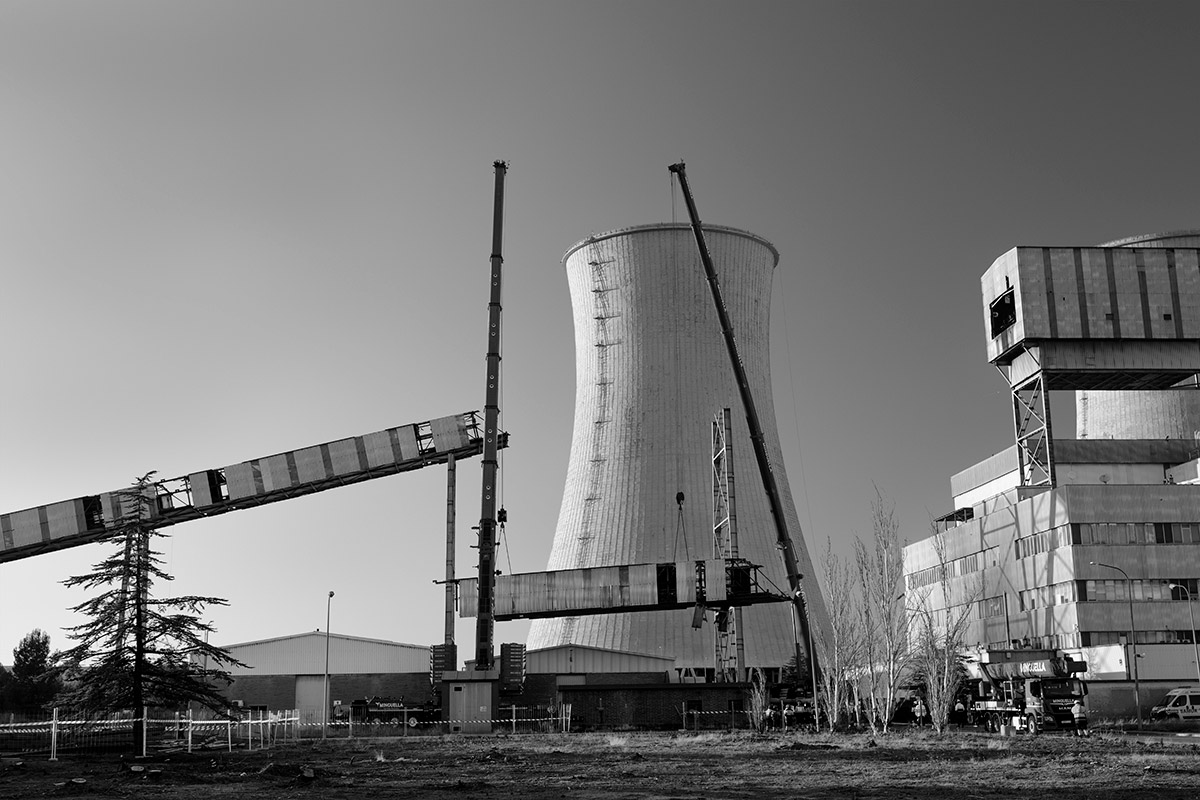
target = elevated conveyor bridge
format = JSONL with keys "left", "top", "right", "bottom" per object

{"left": 457, "top": 558, "right": 786, "bottom": 622}
{"left": 0, "top": 411, "right": 502, "bottom": 564}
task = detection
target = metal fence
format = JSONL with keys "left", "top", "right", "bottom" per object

{"left": 299, "top": 704, "right": 573, "bottom": 738}
{"left": 0, "top": 708, "right": 300, "bottom": 760}
{"left": 0, "top": 704, "right": 574, "bottom": 759}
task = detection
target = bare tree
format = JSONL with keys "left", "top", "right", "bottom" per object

{"left": 814, "top": 537, "right": 861, "bottom": 731}
{"left": 910, "top": 529, "right": 979, "bottom": 734}
{"left": 854, "top": 488, "right": 910, "bottom": 734}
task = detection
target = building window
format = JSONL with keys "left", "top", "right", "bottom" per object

{"left": 990, "top": 288, "right": 1017, "bottom": 337}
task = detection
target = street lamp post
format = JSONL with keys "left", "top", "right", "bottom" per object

{"left": 323, "top": 590, "right": 334, "bottom": 740}
{"left": 1168, "top": 583, "right": 1200, "bottom": 688}
{"left": 1092, "top": 562, "right": 1142, "bottom": 729}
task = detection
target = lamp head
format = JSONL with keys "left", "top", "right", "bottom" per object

{"left": 329, "top": 591, "right": 335, "bottom": 598}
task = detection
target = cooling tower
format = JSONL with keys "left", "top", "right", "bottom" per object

{"left": 527, "top": 223, "right": 828, "bottom": 670}
{"left": 1077, "top": 230, "right": 1200, "bottom": 440}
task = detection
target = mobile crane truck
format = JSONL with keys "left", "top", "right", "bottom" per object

{"left": 964, "top": 649, "right": 1087, "bottom": 733}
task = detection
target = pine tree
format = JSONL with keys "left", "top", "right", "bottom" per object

{"left": 55, "top": 473, "right": 244, "bottom": 746}
{"left": 4, "top": 629, "right": 61, "bottom": 712}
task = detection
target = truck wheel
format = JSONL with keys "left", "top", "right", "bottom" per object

{"left": 986, "top": 713, "right": 1000, "bottom": 733}
{"left": 1026, "top": 714, "right": 1038, "bottom": 734}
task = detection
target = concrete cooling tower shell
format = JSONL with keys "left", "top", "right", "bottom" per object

{"left": 1077, "top": 230, "right": 1200, "bottom": 440}
{"left": 526, "top": 223, "right": 828, "bottom": 670}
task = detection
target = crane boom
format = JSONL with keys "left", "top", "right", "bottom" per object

{"left": 667, "top": 161, "right": 818, "bottom": 678}
{"left": 474, "top": 160, "right": 508, "bottom": 671}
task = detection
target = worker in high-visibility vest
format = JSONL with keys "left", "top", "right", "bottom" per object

{"left": 1071, "top": 699, "right": 1088, "bottom": 737}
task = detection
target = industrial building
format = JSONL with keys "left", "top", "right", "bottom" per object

{"left": 906, "top": 231, "right": 1200, "bottom": 717}
{"left": 208, "top": 633, "right": 751, "bottom": 731}
{"left": 526, "top": 223, "right": 829, "bottom": 678}
{"left": 208, "top": 632, "right": 431, "bottom": 723}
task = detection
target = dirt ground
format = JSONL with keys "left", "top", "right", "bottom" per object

{"left": 2, "top": 729, "right": 1199, "bottom": 799}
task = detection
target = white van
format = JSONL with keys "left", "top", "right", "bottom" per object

{"left": 1150, "top": 687, "right": 1200, "bottom": 720}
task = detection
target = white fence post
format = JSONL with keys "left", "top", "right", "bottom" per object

{"left": 142, "top": 706, "right": 149, "bottom": 757}
{"left": 49, "top": 707, "right": 59, "bottom": 761}
{"left": 511, "top": 705, "right": 517, "bottom": 734}
{"left": 187, "top": 708, "right": 194, "bottom": 753}
{"left": 227, "top": 716, "right": 232, "bottom": 752}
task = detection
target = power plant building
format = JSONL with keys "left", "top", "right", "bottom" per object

{"left": 526, "top": 223, "right": 828, "bottom": 676}
{"left": 906, "top": 231, "right": 1200, "bottom": 716}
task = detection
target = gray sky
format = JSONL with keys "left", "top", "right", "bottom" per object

{"left": 2, "top": 1, "right": 1198, "bottom": 661}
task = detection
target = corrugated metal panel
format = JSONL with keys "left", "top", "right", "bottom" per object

{"left": 100, "top": 493, "right": 122, "bottom": 524}
{"left": 220, "top": 632, "right": 430, "bottom": 676}
{"left": 430, "top": 414, "right": 468, "bottom": 452}
{"left": 224, "top": 462, "right": 258, "bottom": 500}
{"left": 459, "top": 576, "right": 478, "bottom": 613}
{"left": 326, "top": 438, "right": 362, "bottom": 476}
{"left": 362, "top": 430, "right": 396, "bottom": 468}
{"left": 394, "top": 425, "right": 421, "bottom": 460}
{"left": 1054, "top": 439, "right": 1199, "bottom": 465}
{"left": 188, "top": 472, "right": 215, "bottom": 506}
{"left": 8, "top": 508, "right": 42, "bottom": 548}
{"left": 630, "top": 564, "right": 658, "bottom": 605}
{"left": 262, "top": 454, "right": 293, "bottom": 492}
{"left": 705, "top": 559, "right": 726, "bottom": 601}
{"left": 950, "top": 447, "right": 1020, "bottom": 498}
{"left": 527, "top": 645, "right": 675, "bottom": 674}
{"left": 293, "top": 446, "right": 327, "bottom": 483}
{"left": 676, "top": 561, "right": 696, "bottom": 604}
{"left": 44, "top": 499, "right": 84, "bottom": 540}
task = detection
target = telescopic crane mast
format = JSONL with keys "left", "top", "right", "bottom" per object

{"left": 475, "top": 160, "right": 508, "bottom": 671}
{"left": 668, "top": 161, "right": 818, "bottom": 680}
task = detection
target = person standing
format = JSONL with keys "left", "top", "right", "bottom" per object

{"left": 1071, "top": 699, "right": 1088, "bottom": 737}
{"left": 913, "top": 698, "right": 927, "bottom": 727}
{"left": 954, "top": 698, "right": 966, "bottom": 730}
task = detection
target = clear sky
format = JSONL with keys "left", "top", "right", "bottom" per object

{"left": 2, "top": 1, "right": 1199, "bottom": 662}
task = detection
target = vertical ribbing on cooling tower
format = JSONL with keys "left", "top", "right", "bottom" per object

{"left": 527, "top": 224, "right": 828, "bottom": 670}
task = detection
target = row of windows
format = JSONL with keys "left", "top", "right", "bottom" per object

{"left": 1015, "top": 526, "right": 1070, "bottom": 559}
{"left": 1016, "top": 578, "right": 1198, "bottom": 611}
{"left": 1081, "top": 630, "right": 1198, "bottom": 646}
{"left": 1014, "top": 522, "right": 1200, "bottom": 560}
{"left": 983, "top": 631, "right": 1199, "bottom": 650}
{"left": 985, "top": 633, "right": 1073, "bottom": 651}
{"left": 906, "top": 547, "right": 998, "bottom": 590}
{"left": 1080, "top": 577, "right": 1199, "bottom": 603}
{"left": 1018, "top": 582, "right": 1077, "bottom": 611}
{"left": 1075, "top": 522, "right": 1200, "bottom": 546}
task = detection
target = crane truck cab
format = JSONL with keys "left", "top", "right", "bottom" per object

{"left": 964, "top": 649, "right": 1087, "bottom": 733}
{"left": 1150, "top": 687, "right": 1200, "bottom": 720}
